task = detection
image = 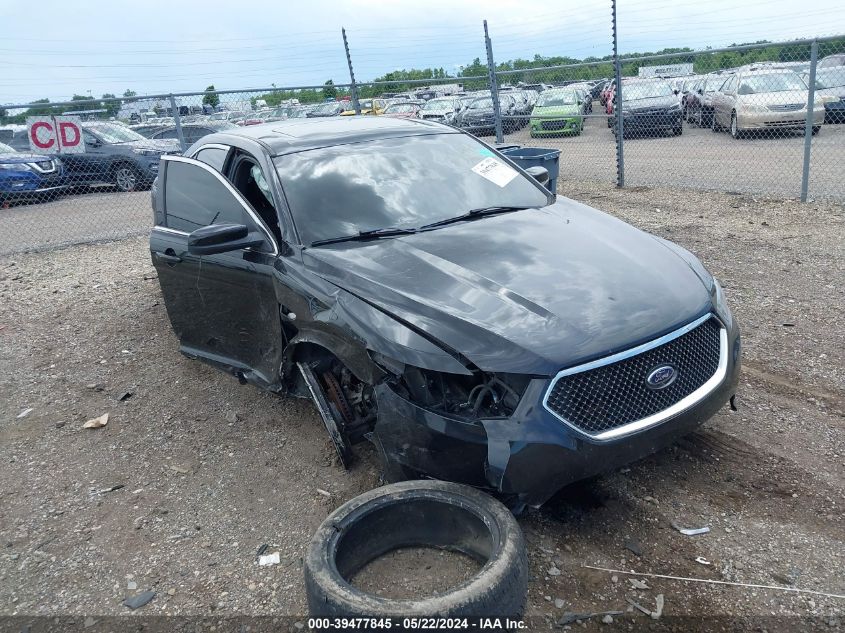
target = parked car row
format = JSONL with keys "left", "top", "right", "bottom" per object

{"left": 0, "top": 121, "right": 181, "bottom": 204}
{"left": 600, "top": 63, "right": 842, "bottom": 140}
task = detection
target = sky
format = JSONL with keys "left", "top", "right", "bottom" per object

{"left": 1, "top": 0, "right": 844, "bottom": 105}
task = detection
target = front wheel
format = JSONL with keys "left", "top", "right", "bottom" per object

{"left": 730, "top": 112, "right": 742, "bottom": 139}
{"left": 113, "top": 164, "right": 141, "bottom": 192}
{"left": 673, "top": 122, "right": 683, "bottom": 136}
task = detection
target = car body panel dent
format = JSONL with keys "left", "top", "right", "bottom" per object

{"left": 305, "top": 197, "right": 712, "bottom": 376}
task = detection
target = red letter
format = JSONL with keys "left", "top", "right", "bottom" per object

{"left": 30, "top": 121, "right": 55, "bottom": 149}
{"left": 59, "top": 122, "right": 80, "bottom": 147}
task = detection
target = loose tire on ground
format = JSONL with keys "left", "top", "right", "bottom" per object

{"left": 304, "top": 480, "right": 528, "bottom": 621}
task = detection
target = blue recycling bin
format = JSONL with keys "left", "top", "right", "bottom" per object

{"left": 498, "top": 146, "right": 561, "bottom": 193}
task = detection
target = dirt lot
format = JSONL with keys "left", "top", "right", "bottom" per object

{"left": 0, "top": 183, "right": 843, "bottom": 630}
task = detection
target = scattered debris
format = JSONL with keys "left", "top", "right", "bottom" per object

{"left": 671, "top": 521, "right": 710, "bottom": 536}
{"left": 548, "top": 565, "right": 561, "bottom": 576}
{"left": 55, "top": 421, "right": 66, "bottom": 429}
{"left": 601, "top": 614, "right": 614, "bottom": 625}
{"left": 127, "top": 580, "right": 137, "bottom": 591}
{"left": 558, "top": 611, "right": 624, "bottom": 626}
{"left": 695, "top": 557, "right": 712, "bottom": 566}
{"left": 118, "top": 391, "right": 134, "bottom": 402}
{"left": 86, "top": 383, "right": 105, "bottom": 391}
{"left": 122, "top": 590, "right": 155, "bottom": 610}
{"left": 96, "top": 484, "right": 125, "bottom": 495}
{"left": 582, "top": 565, "right": 845, "bottom": 599}
{"left": 83, "top": 413, "right": 109, "bottom": 429}
{"left": 652, "top": 594, "right": 664, "bottom": 619}
{"left": 169, "top": 465, "right": 190, "bottom": 474}
{"left": 316, "top": 488, "right": 332, "bottom": 498}
{"left": 258, "top": 552, "right": 280, "bottom": 566}
{"left": 554, "top": 598, "right": 565, "bottom": 609}
{"left": 629, "top": 578, "right": 650, "bottom": 590}
{"left": 225, "top": 411, "right": 240, "bottom": 424}
{"left": 624, "top": 539, "right": 643, "bottom": 556}
{"left": 256, "top": 544, "right": 269, "bottom": 558}
{"left": 16, "top": 408, "right": 33, "bottom": 419}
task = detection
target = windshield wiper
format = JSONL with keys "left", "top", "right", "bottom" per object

{"left": 420, "top": 205, "right": 535, "bottom": 230}
{"left": 309, "top": 226, "right": 417, "bottom": 247}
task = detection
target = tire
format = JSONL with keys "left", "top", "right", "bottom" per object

{"left": 730, "top": 111, "right": 742, "bottom": 139}
{"left": 113, "top": 164, "right": 141, "bottom": 192}
{"left": 304, "top": 480, "right": 528, "bottom": 620}
{"left": 673, "top": 123, "right": 683, "bottom": 136}
{"left": 712, "top": 111, "right": 721, "bottom": 133}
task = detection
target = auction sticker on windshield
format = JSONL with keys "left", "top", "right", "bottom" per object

{"left": 472, "top": 157, "right": 517, "bottom": 187}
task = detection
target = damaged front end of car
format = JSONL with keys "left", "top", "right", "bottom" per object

{"left": 287, "top": 298, "right": 740, "bottom": 511}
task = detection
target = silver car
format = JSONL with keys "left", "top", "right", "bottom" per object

{"left": 711, "top": 70, "right": 824, "bottom": 138}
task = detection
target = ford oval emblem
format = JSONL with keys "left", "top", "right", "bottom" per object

{"left": 646, "top": 364, "right": 678, "bottom": 390}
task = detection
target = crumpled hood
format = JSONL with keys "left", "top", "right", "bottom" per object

{"left": 304, "top": 198, "right": 713, "bottom": 375}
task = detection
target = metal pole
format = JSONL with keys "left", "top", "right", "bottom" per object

{"left": 800, "top": 40, "right": 818, "bottom": 202}
{"left": 484, "top": 20, "right": 504, "bottom": 145}
{"left": 342, "top": 28, "right": 361, "bottom": 115}
{"left": 169, "top": 94, "right": 186, "bottom": 152}
{"left": 612, "top": 0, "right": 624, "bottom": 187}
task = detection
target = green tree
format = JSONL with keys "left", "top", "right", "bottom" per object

{"left": 202, "top": 84, "right": 220, "bottom": 108}
{"left": 102, "top": 93, "right": 120, "bottom": 118}
{"left": 122, "top": 89, "right": 137, "bottom": 102}
{"left": 322, "top": 79, "right": 337, "bottom": 100}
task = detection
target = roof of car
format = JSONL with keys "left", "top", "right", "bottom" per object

{"left": 201, "top": 116, "right": 456, "bottom": 156}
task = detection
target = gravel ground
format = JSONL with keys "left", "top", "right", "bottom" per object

{"left": 0, "top": 183, "right": 843, "bottom": 630}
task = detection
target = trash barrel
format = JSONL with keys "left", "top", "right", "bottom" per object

{"left": 498, "top": 146, "right": 561, "bottom": 193}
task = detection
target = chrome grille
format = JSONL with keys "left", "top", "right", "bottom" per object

{"left": 767, "top": 103, "right": 804, "bottom": 112}
{"left": 544, "top": 316, "right": 725, "bottom": 439}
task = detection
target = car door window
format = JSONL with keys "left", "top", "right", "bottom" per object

{"left": 194, "top": 146, "right": 229, "bottom": 172}
{"left": 229, "top": 155, "right": 283, "bottom": 243}
{"left": 163, "top": 159, "right": 269, "bottom": 252}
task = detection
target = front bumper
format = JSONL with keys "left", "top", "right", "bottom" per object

{"left": 530, "top": 117, "right": 581, "bottom": 136}
{"left": 373, "top": 313, "right": 740, "bottom": 508}
{"left": 737, "top": 107, "right": 824, "bottom": 130}
{"left": 623, "top": 110, "right": 682, "bottom": 132}
{"left": 0, "top": 171, "right": 66, "bottom": 199}
{"left": 824, "top": 100, "right": 845, "bottom": 122}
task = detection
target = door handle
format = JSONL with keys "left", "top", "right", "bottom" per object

{"left": 155, "top": 251, "right": 182, "bottom": 264}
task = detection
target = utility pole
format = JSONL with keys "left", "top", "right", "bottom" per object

{"left": 342, "top": 28, "right": 361, "bottom": 115}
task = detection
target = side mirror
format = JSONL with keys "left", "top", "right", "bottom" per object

{"left": 86, "top": 138, "right": 101, "bottom": 148}
{"left": 188, "top": 223, "right": 263, "bottom": 255}
{"left": 524, "top": 165, "right": 550, "bottom": 187}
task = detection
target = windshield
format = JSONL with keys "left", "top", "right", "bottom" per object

{"left": 536, "top": 90, "right": 578, "bottom": 106}
{"left": 738, "top": 73, "right": 807, "bottom": 94}
{"left": 209, "top": 112, "right": 230, "bottom": 120}
{"left": 86, "top": 124, "right": 145, "bottom": 143}
{"left": 814, "top": 68, "right": 845, "bottom": 89}
{"left": 622, "top": 81, "right": 674, "bottom": 101}
{"left": 0, "top": 142, "right": 15, "bottom": 153}
{"left": 422, "top": 99, "right": 454, "bottom": 112}
{"left": 274, "top": 133, "right": 550, "bottom": 246}
{"left": 703, "top": 76, "right": 724, "bottom": 92}
{"left": 385, "top": 103, "right": 416, "bottom": 113}
{"left": 313, "top": 102, "right": 340, "bottom": 114}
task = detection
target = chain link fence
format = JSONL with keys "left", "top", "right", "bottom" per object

{"left": 1, "top": 27, "right": 843, "bottom": 255}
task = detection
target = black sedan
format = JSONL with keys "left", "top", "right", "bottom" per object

{"left": 150, "top": 117, "right": 739, "bottom": 509}
{"left": 614, "top": 78, "right": 684, "bottom": 138}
